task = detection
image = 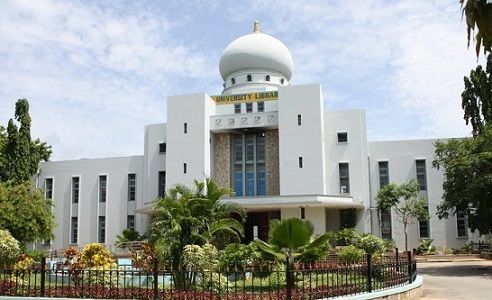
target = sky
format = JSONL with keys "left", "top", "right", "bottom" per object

{"left": 0, "top": 0, "right": 483, "bottom": 160}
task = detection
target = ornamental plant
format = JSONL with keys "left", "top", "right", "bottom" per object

{"left": 337, "top": 245, "right": 364, "bottom": 264}
{"left": 336, "top": 228, "right": 359, "bottom": 246}
{"left": 357, "top": 234, "right": 385, "bottom": 255}
{"left": 0, "top": 229, "right": 21, "bottom": 266}
{"left": 79, "top": 243, "right": 115, "bottom": 268}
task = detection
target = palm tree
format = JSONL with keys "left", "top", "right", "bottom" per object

{"left": 149, "top": 178, "right": 245, "bottom": 289}
{"left": 115, "top": 229, "right": 143, "bottom": 249}
{"left": 460, "top": 0, "right": 492, "bottom": 56}
{"left": 255, "top": 218, "right": 331, "bottom": 265}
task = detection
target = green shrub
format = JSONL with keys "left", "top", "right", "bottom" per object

{"left": 417, "top": 239, "right": 436, "bottom": 255}
{"left": 0, "top": 229, "right": 21, "bottom": 265}
{"left": 219, "top": 243, "right": 254, "bottom": 270}
{"left": 25, "top": 249, "right": 45, "bottom": 262}
{"left": 337, "top": 245, "right": 364, "bottom": 264}
{"left": 460, "top": 241, "right": 473, "bottom": 254}
{"left": 382, "top": 239, "right": 395, "bottom": 252}
{"left": 357, "top": 234, "right": 385, "bottom": 255}
{"left": 336, "top": 228, "right": 359, "bottom": 246}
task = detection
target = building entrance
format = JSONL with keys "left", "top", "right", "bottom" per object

{"left": 243, "top": 210, "right": 280, "bottom": 243}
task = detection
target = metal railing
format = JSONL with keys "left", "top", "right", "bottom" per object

{"left": 0, "top": 251, "right": 417, "bottom": 299}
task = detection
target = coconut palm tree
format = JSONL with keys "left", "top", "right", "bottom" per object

{"left": 149, "top": 178, "right": 245, "bottom": 289}
{"left": 460, "top": 0, "right": 492, "bottom": 56}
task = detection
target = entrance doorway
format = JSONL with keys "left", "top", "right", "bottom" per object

{"left": 243, "top": 210, "right": 280, "bottom": 243}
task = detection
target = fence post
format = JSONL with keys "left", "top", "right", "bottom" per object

{"left": 286, "top": 256, "right": 292, "bottom": 300}
{"left": 153, "top": 257, "right": 158, "bottom": 300}
{"left": 367, "top": 253, "right": 372, "bottom": 293}
{"left": 40, "top": 256, "right": 46, "bottom": 297}
{"left": 407, "top": 251, "right": 413, "bottom": 284}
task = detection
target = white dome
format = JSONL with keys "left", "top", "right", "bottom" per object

{"left": 219, "top": 27, "right": 293, "bottom": 80}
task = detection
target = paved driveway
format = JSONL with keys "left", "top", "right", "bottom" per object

{"left": 419, "top": 260, "right": 492, "bottom": 300}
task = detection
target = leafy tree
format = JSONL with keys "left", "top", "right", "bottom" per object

{"left": 0, "top": 99, "right": 51, "bottom": 183}
{"left": 461, "top": 54, "right": 492, "bottom": 136}
{"left": 255, "top": 218, "right": 331, "bottom": 265}
{"left": 376, "top": 180, "right": 429, "bottom": 251}
{"left": 460, "top": 0, "right": 492, "bottom": 56}
{"left": 433, "top": 126, "right": 492, "bottom": 234}
{"left": 149, "top": 178, "right": 245, "bottom": 288}
{"left": 0, "top": 182, "right": 55, "bottom": 245}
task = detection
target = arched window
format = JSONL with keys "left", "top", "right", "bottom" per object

{"left": 231, "top": 78, "right": 236, "bottom": 85}
{"left": 247, "top": 74, "right": 252, "bottom": 82}
{"left": 281, "top": 78, "right": 285, "bottom": 85}
{"left": 265, "top": 75, "right": 270, "bottom": 82}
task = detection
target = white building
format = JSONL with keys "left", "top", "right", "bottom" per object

{"left": 37, "top": 22, "right": 478, "bottom": 252}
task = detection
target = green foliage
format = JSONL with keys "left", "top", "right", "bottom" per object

{"left": 460, "top": 0, "right": 492, "bottom": 57}
{"left": 255, "top": 218, "right": 331, "bottom": 265}
{"left": 376, "top": 180, "right": 429, "bottom": 251}
{"left": 382, "top": 239, "right": 396, "bottom": 252}
{"left": 460, "top": 241, "right": 474, "bottom": 254}
{"left": 0, "top": 229, "right": 21, "bottom": 265}
{"left": 337, "top": 245, "right": 364, "bottom": 264}
{"left": 219, "top": 243, "right": 255, "bottom": 269}
{"left": 336, "top": 228, "right": 359, "bottom": 246}
{"left": 356, "top": 234, "right": 385, "bottom": 255}
{"left": 433, "top": 126, "right": 492, "bottom": 234}
{"left": 417, "top": 239, "right": 436, "bottom": 255}
{"left": 24, "top": 249, "right": 46, "bottom": 262}
{"left": 115, "top": 229, "right": 143, "bottom": 249}
{"left": 0, "top": 182, "right": 55, "bottom": 244}
{"left": 150, "top": 178, "right": 245, "bottom": 288}
{"left": 0, "top": 99, "right": 51, "bottom": 184}
{"left": 461, "top": 54, "right": 492, "bottom": 136}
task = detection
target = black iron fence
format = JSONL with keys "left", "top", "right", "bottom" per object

{"left": 0, "top": 251, "right": 417, "bottom": 299}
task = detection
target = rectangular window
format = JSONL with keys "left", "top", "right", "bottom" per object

{"left": 234, "top": 103, "right": 241, "bottom": 114}
{"left": 378, "top": 161, "right": 389, "bottom": 188}
{"left": 127, "top": 215, "right": 135, "bottom": 230}
{"left": 297, "top": 114, "right": 302, "bottom": 126}
{"left": 416, "top": 159, "right": 427, "bottom": 191}
{"left": 419, "top": 206, "right": 430, "bottom": 238}
{"left": 158, "top": 171, "right": 166, "bottom": 197}
{"left": 183, "top": 163, "right": 187, "bottom": 174}
{"left": 298, "top": 157, "right": 303, "bottom": 168}
{"left": 257, "top": 101, "right": 264, "bottom": 112}
{"left": 184, "top": 123, "right": 187, "bottom": 133}
{"left": 301, "top": 207, "right": 305, "bottom": 219}
{"left": 246, "top": 102, "right": 253, "bottom": 113}
{"left": 99, "top": 175, "right": 107, "bottom": 203}
{"left": 337, "top": 132, "right": 348, "bottom": 143}
{"left": 457, "top": 210, "right": 468, "bottom": 237}
{"left": 72, "top": 177, "right": 79, "bottom": 203}
{"left": 339, "top": 163, "right": 350, "bottom": 194}
{"left": 45, "top": 178, "right": 53, "bottom": 199}
{"left": 159, "top": 143, "right": 166, "bottom": 153}
{"left": 128, "top": 173, "right": 136, "bottom": 202}
{"left": 71, "top": 217, "right": 78, "bottom": 244}
{"left": 380, "top": 210, "right": 392, "bottom": 239}
{"left": 98, "top": 216, "right": 106, "bottom": 243}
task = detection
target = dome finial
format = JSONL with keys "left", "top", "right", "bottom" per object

{"left": 253, "top": 20, "right": 260, "bottom": 33}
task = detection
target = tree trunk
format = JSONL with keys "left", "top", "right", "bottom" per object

{"left": 403, "top": 222, "right": 408, "bottom": 252}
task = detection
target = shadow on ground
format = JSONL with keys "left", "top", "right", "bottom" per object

{"left": 418, "top": 262, "right": 492, "bottom": 278}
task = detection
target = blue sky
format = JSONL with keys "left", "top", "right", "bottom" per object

{"left": 0, "top": 0, "right": 482, "bottom": 160}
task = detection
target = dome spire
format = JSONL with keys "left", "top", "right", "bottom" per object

{"left": 253, "top": 20, "right": 260, "bottom": 33}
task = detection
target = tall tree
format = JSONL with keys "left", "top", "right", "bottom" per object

{"left": 460, "top": 0, "right": 492, "bottom": 57}
{"left": 376, "top": 180, "right": 429, "bottom": 251}
{"left": 0, "top": 99, "right": 51, "bottom": 183}
{"left": 433, "top": 126, "right": 492, "bottom": 234}
{"left": 461, "top": 54, "right": 492, "bottom": 136}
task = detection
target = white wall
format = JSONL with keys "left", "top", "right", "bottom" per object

{"left": 278, "top": 84, "right": 327, "bottom": 195}
{"left": 38, "top": 156, "right": 143, "bottom": 250}
{"left": 369, "top": 139, "right": 475, "bottom": 250}
{"left": 166, "top": 93, "right": 215, "bottom": 189}
{"left": 143, "top": 123, "right": 166, "bottom": 204}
